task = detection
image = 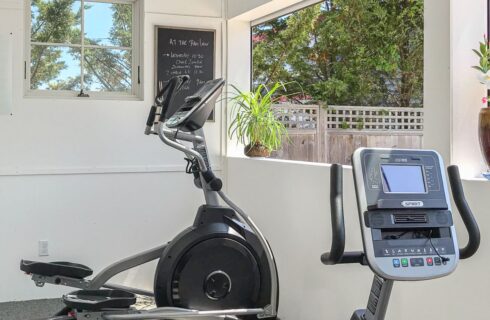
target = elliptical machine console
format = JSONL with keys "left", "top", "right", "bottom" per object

{"left": 322, "top": 148, "right": 480, "bottom": 320}
{"left": 165, "top": 78, "right": 225, "bottom": 131}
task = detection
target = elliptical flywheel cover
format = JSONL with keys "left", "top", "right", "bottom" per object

{"left": 154, "top": 237, "right": 261, "bottom": 310}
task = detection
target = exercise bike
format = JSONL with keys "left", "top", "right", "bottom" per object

{"left": 20, "top": 75, "right": 279, "bottom": 320}
{"left": 322, "top": 148, "right": 481, "bottom": 320}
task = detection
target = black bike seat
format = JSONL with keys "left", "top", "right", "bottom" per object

{"left": 63, "top": 289, "right": 136, "bottom": 311}
{"left": 20, "top": 260, "right": 93, "bottom": 279}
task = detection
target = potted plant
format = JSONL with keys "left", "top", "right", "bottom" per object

{"left": 228, "top": 83, "right": 287, "bottom": 157}
{"left": 472, "top": 35, "right": 490, "bottom": 169}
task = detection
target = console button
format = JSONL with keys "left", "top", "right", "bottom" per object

{"left": 410, "top": 258, "right": 424, "bottom": 267}
{"left": 434, "top": 257, "right": 442, "bottom": 266}
{"left": 426, "top": 257, "right": 433, "bottom": 266}
{"left": 393, "top": 259, "right": 401, "bottom": 268}
{"left": 401, "top": 258, "right": 409, "bottom": 267}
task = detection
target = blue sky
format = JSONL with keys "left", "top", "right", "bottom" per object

{"left": 85, "top": 1, "right": 116, "bottom": 46}
{"left": 60, "top": 1, "right": 115, "bottom": 83}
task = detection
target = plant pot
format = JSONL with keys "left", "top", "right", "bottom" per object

{"left": 479, "top": 108, "right": 490, "bottom": 168}
{"left": 244, "top": 143, "right": 271, "bottom": 158}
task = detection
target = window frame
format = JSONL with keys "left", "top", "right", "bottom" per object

{"left": 23, "top": 0, "right": 144, "bottom": 100}
{"left": 249, "top": 0, "right": 425, "bottom": 165}
{"left": 250, "top": 0, "right": 322, "bottom": 27}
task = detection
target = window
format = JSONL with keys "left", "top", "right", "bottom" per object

{"left": 25, "top": 0, "right": 142, "bottom": 99}
{"left": 251, "top": 0, "right": 424, "bottom": 165}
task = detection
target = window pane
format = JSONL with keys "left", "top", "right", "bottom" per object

{"left": 84, "top": 1, "right": 132, "bottom": 48}
{"left": 83, "top": 48, "right": 132, "bottom": 93}
{"left": 30, "top": 45, "right": 81, "bottom": 91}
{"left": 252, "top": 1, "right": 424, "bottom": 165}
{"left": 31, "top": 0, "right": 82, "bottom": 44}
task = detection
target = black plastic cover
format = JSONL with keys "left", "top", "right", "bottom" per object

{"left": 20, "top": 260, "right": 93, "bottom": 279}
{"left": 153, "top": 205, "right": 278, "bottom": 316}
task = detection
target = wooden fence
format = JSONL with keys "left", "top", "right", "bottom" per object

{"left": 272, "top": 104, "right": 424, "bottom": 164}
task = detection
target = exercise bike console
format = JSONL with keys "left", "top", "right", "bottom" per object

{"left": 352, "top": 148, "right": 458, "bottom": 280}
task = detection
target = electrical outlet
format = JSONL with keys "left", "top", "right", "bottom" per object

{"left": 38, "top": 240, "right": 49, "bottom": 257}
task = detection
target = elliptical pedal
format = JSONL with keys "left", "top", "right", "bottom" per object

{"left": 20, "top": 260, "right": 93, "bottom": 279}
{"left": 62, "top": 289, "right": 136, "bottom": 311}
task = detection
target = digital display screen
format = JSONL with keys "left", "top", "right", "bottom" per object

{"left": 381, "top": 165, "right": 426, "bottom": 193}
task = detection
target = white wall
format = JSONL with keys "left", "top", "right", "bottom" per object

{"left": 227, "top": 157, "right": 490, "bottom": 320}
{"left": 227, "top": 0, "right": 313, "bottom": 22}
{"left": 0, "top": 0, "right": 225, "bottom": 302}
{"left": 423, "top": 0, "right": 451, "bottom": 162}
{"left": 227, "top": 0, "right": 272, "bottom": 19}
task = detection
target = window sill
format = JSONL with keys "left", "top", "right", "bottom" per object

{"left": 228, "top": 156, "right": 490, "bottom": 187}
{"left": 226, "top": 154, "right": 353, "bottom": 170}
{"left": 24, "top": 90, "right": 143, "bottom": 101}
{"left": 462, "top": 177, "right": 490, "bottom": 183}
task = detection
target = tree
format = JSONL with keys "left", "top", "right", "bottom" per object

{"left": 30, "top": 0, "right": 80, "bottom": 89}
{"left": 252, "top": 0, "right": 424, "bottom": 108}
{"left": 81, "top": 2, "right": 132, "bottom": 92}
{"left": 30, "top": 0, "right": 132, "bottom": 92}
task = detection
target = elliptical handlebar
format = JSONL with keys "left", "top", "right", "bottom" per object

{"left": 447, "top": 165, "right": 481, "bottom": 259}
{"left": 156, "top": 75, "right": 190, "bottom": 121}
{"left": 321, "top": 164, "right": 366, "bottom": 266}
{"left": 146, "top": 75, "right": 190, "bottom": 135}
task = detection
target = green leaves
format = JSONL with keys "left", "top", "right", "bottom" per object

{"left": 252, "top": 0, "right": 424, "bottom": 108}
{"left": 472, "top": 38, "right": 490, "bottom": 74}
{"left": 228, "top": 83, "right": 288, "bottom": 152}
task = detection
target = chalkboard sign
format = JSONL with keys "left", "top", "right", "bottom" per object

{"left": 155, "top": 26, "right": 216, "bottom": 120}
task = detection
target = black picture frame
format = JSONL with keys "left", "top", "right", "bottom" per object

{"left": 154, "top": 26, "right": 216, "bottom": 121}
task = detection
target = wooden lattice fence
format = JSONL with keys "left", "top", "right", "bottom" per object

{"left": 272, "top": 104, "right": 424, "bottom": 165}
{"left": 274, "top": 105, "right": 320, "bottom": 162}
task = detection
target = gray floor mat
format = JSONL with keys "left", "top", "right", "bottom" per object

{"left": 0, "top": 299, "right": 64, "bottom": 320}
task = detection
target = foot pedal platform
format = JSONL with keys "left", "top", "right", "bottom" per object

{"left": 20, "top": 260, "right": 93, "bottom": 279}
{"left": 63, "top": 289, "right": 137, "bottom": 311}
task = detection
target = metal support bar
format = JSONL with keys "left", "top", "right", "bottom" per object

{"left": 361, "top": 275, "right": 394, "bottom": 320}
{"left": 101, "top": 308, "right": 264, "bottom": 320}
{"left": 31, "top": 275, "right": 154, "bottom": 297}
{"left": 89, "top": 244, "right": 167, "bottom": 289}
{"left": 103, "top": 283, "right": 154, "bottom": 297}
{"left": 161, "top": 128, "right": 204, "bottom": 143}
{"left": 157, "top": 123, "right": 208, "bottom": 172}
{"left": 32, "top": 274, "right": 90, "bottom": 289}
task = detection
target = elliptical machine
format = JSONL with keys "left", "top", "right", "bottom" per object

{"left": 20, "top": 75, "right": 279, "bottom": 320}
{"left": 322, "top": 148, "right": 481, "bottom": 320}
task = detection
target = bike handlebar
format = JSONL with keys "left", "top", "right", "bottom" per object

{"left": 321, "top": 164, "right": 366, "bottom": 266}
{"left": 447, "top": 165, "right": 481, "bottom": 259}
